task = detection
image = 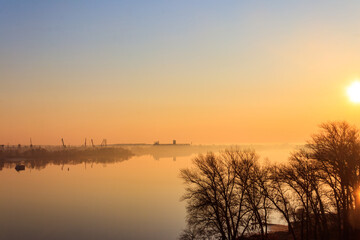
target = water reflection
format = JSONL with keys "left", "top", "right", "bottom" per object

{"left": 0, "top": 155, "right": 194, "bottom": 240}
{"left": 0, "top": 145, "right": 297, "bottom": 240}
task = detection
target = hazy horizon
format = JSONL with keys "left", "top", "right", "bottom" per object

{"left": 1, "top": 140, "right": 306, "bottom": 146}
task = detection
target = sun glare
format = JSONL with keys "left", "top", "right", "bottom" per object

{"left": 347, "top": 81, "right": 360, "bottom": 103}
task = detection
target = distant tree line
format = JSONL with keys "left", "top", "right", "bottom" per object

{"left": 179, "top": 121, "right": 360, "bottom": 240}
{"left": 0, "top": 147, "right": 133, "bottom": 171}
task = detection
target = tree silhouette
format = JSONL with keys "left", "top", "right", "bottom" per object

{"left": 180, "top": 149, "right": 268, "bottom": 240}
{"left": 180, "top": 121, "right": 360, "bottom": 240}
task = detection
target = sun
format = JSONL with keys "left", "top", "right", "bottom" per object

{"left": 347, "top": 81, "right": 360, "bottom": 103}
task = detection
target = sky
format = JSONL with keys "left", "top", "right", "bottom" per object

{"left": 1, "top": 0, "right": 360, "bottom": 145}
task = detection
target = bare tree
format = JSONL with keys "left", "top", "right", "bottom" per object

{"left": 304, "top": 121, "right": 360, "bottom": 240}
{"left": 180, "top": 149, "right": 266, "bottom": 240}
{"left": 278, "top": 150, "right": 330, "bottom": 240}
{"left": 274, "top": 121, "right": 360, "bottom": 240}
{"left": 262, "top": 164, "right": 298, "bottom": 240}
{"left": 180, "top": 121, "right": 360, "bottom": 240}
{"left": 229, "top": 150, "right": 270, "bottom": 240}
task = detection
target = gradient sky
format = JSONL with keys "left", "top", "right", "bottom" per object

{"left": 1, "top": 0, "right": 360, "bottom": 145}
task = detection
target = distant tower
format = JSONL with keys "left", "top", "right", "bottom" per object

{"left": 173, "top": 140, "right": 176, "bottom": 145}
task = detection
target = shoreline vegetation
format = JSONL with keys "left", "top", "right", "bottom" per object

{"left": 179, "top": 121, "right": 360, "bottom": 240}
{"left": 0, "top": 143, "right": 297, "bottom": 171}
{"left": 0, "top": 146, "right": 134, "bottom": 171}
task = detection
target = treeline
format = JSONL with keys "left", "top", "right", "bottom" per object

{"left": 0, "top": 146, "right": 133, "bottom": 159}
{"left": 179, "top": 122, "right": 360, "bottom": 240}
{"left": 0, "top": 147, "right": 134, "bottom": 171}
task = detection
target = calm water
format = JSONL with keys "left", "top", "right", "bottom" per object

{"left": 0, "top": 146, "right": 293, "bottom": 240}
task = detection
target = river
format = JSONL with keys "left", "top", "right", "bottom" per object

{"left": 0, "top": 145, "right": 296, "bottom": 240}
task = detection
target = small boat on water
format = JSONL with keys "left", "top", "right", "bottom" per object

{"left": 15, "top": 164, "right": 25, "bottom": 172}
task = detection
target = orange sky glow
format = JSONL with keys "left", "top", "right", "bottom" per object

{"left": 1, "top": 1, "right": 360, "bottom": 145}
